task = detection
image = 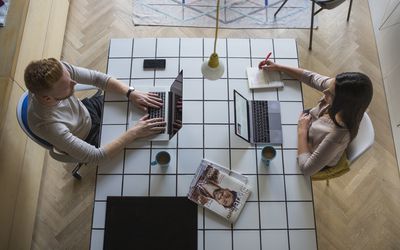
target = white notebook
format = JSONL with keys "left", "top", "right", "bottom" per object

{"left": 246, "top": 67, "right": 284, "bottom": 89}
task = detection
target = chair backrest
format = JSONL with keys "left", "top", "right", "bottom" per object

{"left": 16, "top": 91, "right": 53, "bottom": 149}
{"left": 314, "top": 0, "right": 346, "bottom": 10}
{"left": 346, "top": 113, "right": 374, "bottom": 163}
{"left": 16, "top": 91, "right": 81, "bottom": 163}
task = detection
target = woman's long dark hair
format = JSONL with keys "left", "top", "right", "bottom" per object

{"left": 329, "top": 72, "right": 373, "bottom": 140}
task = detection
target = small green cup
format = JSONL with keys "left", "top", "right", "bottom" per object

{"left": 261, "top": 146, "right": 276, "bottom": 167}
{"left": 151, "top": 151, "right": 170, "bottom": 167}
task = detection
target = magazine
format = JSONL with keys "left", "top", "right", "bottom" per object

{"left": 187, "top": 159, "right": 251, "bottom": 223}
{"left": 246, "top": 67, "right": 284, "bottom": 89}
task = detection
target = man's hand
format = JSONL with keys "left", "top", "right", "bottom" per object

{"left": 130, "top": 90, "right": 163, "bottom": 111}
{"left": 128, "top": 114, "right": 166, "bottom": 139}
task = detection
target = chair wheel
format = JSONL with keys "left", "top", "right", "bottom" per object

{"left": 72, "top": 163, "right": 83, "bottom": 180}
{"left": 73, "top": 172, "right": 82, "bottom": 180}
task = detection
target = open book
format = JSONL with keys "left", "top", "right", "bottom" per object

{"left": 246, "top": 67, "right": 284, "bottom": 89}
{"left": 187, "top": 159, "right": 251, "bottom": 223}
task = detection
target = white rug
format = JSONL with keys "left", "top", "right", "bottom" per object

{"left": 133, "top": 0, "right": 315, "bottom": 29}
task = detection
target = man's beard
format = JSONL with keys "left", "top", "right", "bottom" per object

{"left": 55, "top": 89, "right": 74, "bottom": 101}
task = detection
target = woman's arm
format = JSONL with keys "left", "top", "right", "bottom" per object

{"left": 259, "top": 60, "right": 305, "bottom": 81}
{"left": 259, "top": 60, "right": 333, "bottom": 92}
{"left": 297, "top": 130, "right": 350, "bottom": 177}
{"left": 297, "top": 112, "right": 312, "bottom": 156}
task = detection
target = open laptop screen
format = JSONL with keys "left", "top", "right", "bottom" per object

{"left": 168, "top": 70, "right": 183, "bottom": 139}
{"left": 234, "top": 90, "right": 250, "bottom": 142}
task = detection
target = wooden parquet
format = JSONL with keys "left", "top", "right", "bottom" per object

{"left": 31, "top": 0, "right": 400, "bottom": 249}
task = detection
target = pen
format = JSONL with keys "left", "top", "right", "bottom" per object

{"left": 264, "top": 52, "right": 272, "bottom": 62}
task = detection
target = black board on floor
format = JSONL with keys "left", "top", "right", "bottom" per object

{"left": 104, "top": 196, "right": 197, "bottom": 250}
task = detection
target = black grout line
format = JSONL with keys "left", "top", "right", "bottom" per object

{"left": 120, "top": 39, "right": 135, "bottom": 197}
{"left": 249, "top": 37, "right": 264, "bottom": 250}
{"left": 109, "top": 56, "right": 300, "bottom": 59}
{"left": 175, "top": 38, "right": 182, "bottom": 197}
{"left": 201, "top": 38, "right": 206, "bottom": 250}
{"left": 224, "top": 38, "right": 236, "bottom": 249}
{"left": 296, "top": 39, "right": 319, "bottom": 250}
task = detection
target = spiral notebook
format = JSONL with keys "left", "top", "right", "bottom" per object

{"left": 246, "top": 67, "right": 284, "bottom": 89}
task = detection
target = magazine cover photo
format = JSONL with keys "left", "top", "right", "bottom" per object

{"left": 188, "top": 159, "right": 251, "bottom": 223}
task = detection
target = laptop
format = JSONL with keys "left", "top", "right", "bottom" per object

{"left": 129, "top": 70, "right": 183, "bottom": 141}
{"left": 233, "top": 90, "right": 283, "bottom": 144}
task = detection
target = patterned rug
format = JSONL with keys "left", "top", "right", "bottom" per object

{"left": 132, "top": 0, "right": 314, "bottom": 29}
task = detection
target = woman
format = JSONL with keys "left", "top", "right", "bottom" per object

{"left": 259, "top": 60, "right": 373, "bottom": 176}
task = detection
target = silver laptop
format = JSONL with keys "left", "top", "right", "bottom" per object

{"left": 233, "top": 90, "right": 282, "bottom": 144}
{"left": 129, "top": 70, "right": 183, "bottom": 141}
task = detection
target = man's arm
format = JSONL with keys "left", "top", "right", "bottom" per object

{"left": 102, "top": 115, "right": 165, "bottom": 159}
{"left": 39, "top": 115, "right": 165, "bottom": 164}
{"left": 64, "top": 61, "right": 163, "bottom": 111}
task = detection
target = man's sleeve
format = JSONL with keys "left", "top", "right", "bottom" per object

{"left": 38, "top": 123, "right": 107, "bottom": 165}
{"left": 62, "top": 61, "right": 111, "bottom": 90}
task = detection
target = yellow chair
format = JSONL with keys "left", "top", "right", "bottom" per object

{"left": 312, "top": 113, "right": 374, "bottom": 184}
{"left": 312, "top": 153, "right": 349, "bottom": 185}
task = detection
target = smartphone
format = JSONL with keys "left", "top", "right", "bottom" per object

{"left": 143, "top": 59, "right": 166, "bottom": 69}
{"left": 303, "top": 108, "right": 311, "bottom": 114}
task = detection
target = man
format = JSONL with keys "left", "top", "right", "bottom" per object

{"left": 24, "top": 58, "right": 165, "bottom": 164}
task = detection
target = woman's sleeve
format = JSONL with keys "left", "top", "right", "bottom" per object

{"left": 300, "top": 70, "right": 334, "bottom": 92}
{"left": 297, "top": 132, "right": 349, "bottom": 177}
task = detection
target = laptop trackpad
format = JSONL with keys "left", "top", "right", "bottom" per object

{"left": 129, "top": 105, "right": 146, "bottom": 123}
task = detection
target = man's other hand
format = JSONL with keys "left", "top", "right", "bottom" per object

{"left": 130, "top": 90, "right": 163, "bottom": 111}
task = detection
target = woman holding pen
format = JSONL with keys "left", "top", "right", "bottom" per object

{"left": 258, "top": 59, "right": 373, "bottom": 177}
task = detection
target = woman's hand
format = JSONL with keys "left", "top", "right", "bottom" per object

{"left": 258, "top": 60, "right": 281, "bottom": 71}
{"left": 130, "top": 90, "right": 163, "bottom": 111}
{"left": 297, "top": 112, "right": 312, "bottom": 136}
{"left": 128, "top": 114, "right": 166, "bottom": 139}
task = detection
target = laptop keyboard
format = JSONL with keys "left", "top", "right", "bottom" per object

{"left": 252, "top": 101, "right": 270, "bottom": 142}
{"left": 148, "top": 92, "right": 165, "bottom": 119}
{"left": 148, "top": 92, "right": 166, "bottom": 132}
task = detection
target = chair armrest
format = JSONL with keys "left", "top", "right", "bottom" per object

{"left": 49, "top": 147, "right": 81, "bottom": 163}
{"left": 75, "top": 84, "right": 98, "bottom": 91}
{"left": 75, "top": 84, "right": 103, "bottom": 98}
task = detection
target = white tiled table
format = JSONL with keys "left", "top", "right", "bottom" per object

{"left": 90, "top": 38, "right": 317, "bottom": 250}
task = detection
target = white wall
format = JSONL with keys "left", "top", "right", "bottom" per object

{"left": 368, "top": 0, "right": 400, "bottom": 170}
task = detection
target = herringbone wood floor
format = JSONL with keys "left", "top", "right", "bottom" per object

{"left": 32, "top": 0, "right": 400, "bottom": 249}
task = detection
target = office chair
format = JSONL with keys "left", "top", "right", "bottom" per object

{"left": 274, "top": 0, "right": 354, "bottom": 50}
{"left": 312, "top": 113, "right": 375, "bottom": 184}
{"left": 346, "top": 113, "right": 374, "bottom": 163}
{"left": 16, "top": 84, "right": 101, "bottom": 180}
